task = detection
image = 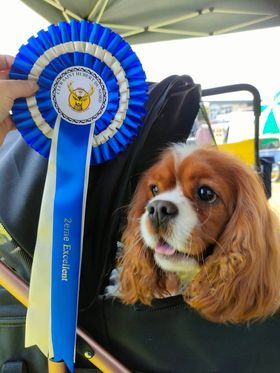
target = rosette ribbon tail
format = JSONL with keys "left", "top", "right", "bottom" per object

{"left": 26, "top": 115, "right": 94, "bottom": 372}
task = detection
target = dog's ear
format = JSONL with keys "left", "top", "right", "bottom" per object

{"left": 118, "top": 172, "right": 166, "bottom": 305}
{"left": 187, "top": 161, "right": 280, "bottom": 323}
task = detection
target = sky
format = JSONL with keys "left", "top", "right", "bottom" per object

{"left": 0, "top": 0, "right": 279, "bottom": 104}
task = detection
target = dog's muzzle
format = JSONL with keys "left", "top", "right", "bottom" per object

{"left": 147, "top": 200, "right": 178, "bottom": 230}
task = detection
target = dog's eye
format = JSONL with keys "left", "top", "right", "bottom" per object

{"left": 150, "top": 184, "right": 159, "bottom": 196}
{"left": 197, "top": 186, "right": 217, "bottom": 203}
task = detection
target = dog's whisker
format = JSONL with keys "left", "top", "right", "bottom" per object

{"left": 198, "top": 206, "right": 213, "bottom": 227}
{"left": 124, "top": 236, "right": 144, "bottom": 255}
{"left": 112, "top": 204, "right": 130, "bottom": 215}
{"left": 201, "top": 232, "right": 226, "bottom": 255}
{"left": 126, "top": 216, "right": 142, "bottom": 223}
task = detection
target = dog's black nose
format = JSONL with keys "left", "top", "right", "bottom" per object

{"left": 147, "top": 200, "right": 178, "bottom": 228}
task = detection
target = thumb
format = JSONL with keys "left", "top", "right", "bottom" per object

{"left": 0, "top": 79, "right": 39, "bottom": 100}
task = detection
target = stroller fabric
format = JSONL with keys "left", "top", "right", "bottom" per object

{"left": 0, "top": 75, "right": 200, "bottom": 372}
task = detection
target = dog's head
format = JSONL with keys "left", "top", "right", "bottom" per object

{"left": 119, "top": 145, "right": 280, "bottom": 323}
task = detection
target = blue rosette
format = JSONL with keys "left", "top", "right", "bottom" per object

{"left": 10, "top": 20, "right": 147, "bottom": 164}
{"left": 10, "top": 20, "right": 147, "bottom": 372}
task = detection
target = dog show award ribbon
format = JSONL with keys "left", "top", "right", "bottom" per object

{"left": 10, "top": 20, "right": 147, "bottom": 372}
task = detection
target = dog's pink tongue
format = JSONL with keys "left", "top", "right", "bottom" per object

{"left": 155, "top": 241, "right": 176, "bottom": 256}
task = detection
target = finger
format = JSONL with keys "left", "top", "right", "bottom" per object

{"left": 2, "top": 115, "right": 16, "bottom": 130}
{"left": 0, "top": 115, "right": 16, "bottom": 145}
{"left": 0, "top": 79, "right": 39, "bottom": 100}
{"left": 0, "top": 95, "right": 13, "bottom": 121}
{"left": 0, "top": 55, "right": 14, "bottom": 71}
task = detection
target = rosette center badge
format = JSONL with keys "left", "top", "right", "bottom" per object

{"left": 51, "top": 66, "right": 108, "bottom": 125}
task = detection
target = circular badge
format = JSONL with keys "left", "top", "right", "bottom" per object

{"left": 51, "top": 66, "right": 108, "bottom": 125}
{"left": 11, "top": 21, "right": 148, "bottom": 163}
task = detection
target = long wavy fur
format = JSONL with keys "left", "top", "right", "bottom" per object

{"left": 186, "top": 158, "right": 280, "bottom": 322}
{"left": 119, "top": 147, "right": 280, "bottom": 323}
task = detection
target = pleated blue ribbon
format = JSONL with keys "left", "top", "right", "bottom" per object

{"left": 10, "top": 20, "right": 147, "bottom": 372}
{"left": 51, "top": 118, "right": 94, "bottom": 370}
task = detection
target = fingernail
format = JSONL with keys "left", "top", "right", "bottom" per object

{"left": 28, "top": 80, "right": 39, "bottom": 91}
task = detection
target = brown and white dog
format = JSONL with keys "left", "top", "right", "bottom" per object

{"left": 113, "top": 144, "right": 280, "bottom": 323}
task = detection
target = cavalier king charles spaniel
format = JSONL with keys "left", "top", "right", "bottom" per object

{"left": 114, "top": 144, "right": 280, "bottom": 323}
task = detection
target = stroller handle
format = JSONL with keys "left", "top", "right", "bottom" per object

{"left": 202, "top": 83, "right": 261, "bottom": 171}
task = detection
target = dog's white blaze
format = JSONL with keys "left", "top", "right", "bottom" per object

{"left": 141, "top": 185, "right": 198, "bottom": 253}
{"left": 171, "top": 142, "right": 198, "bottom": 172}
{"left": 140, "top": 148, "right": 201, "bottom": 277}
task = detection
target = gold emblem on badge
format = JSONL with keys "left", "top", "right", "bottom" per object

{"left": 67, "top": 81, "right": 94, "bottom": 112}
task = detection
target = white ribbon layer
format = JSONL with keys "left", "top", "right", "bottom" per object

{"left": 25, "top": 115, "right": 61, "bottom": 357}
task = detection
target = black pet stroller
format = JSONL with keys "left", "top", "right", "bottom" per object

{"left": 0, "top": 71, "right": 279, "bottom": 373}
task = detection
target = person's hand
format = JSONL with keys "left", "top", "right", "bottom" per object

{"left": 0, "top": 55, "right": 38, "bottom": 145}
